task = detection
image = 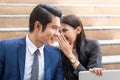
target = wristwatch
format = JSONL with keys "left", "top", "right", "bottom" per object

{"left": 70, "top": 58, "right": 76, "bottom": 64}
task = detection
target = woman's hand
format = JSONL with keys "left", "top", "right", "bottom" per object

{"left": 57, "top": 33, "right": 80, "bottom": 69}
{"left": 57, "top": 33, "right": 74, "bottom": 58}
{"left": 89, "top": 68, "right": 104, "bottom": 76}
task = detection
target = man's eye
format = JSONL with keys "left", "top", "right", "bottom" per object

{"left": 52, "top": 26, "right": 58, "bottom": 30}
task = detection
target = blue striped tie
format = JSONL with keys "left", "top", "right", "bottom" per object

{"left": 31, "top": 49, "right": 39, "bottom": 80}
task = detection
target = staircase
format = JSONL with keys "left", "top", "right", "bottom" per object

{"left": 0, "top": 0, "right": 120, "bottom": 69}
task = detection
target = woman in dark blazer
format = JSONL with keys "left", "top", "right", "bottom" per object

{"left": 57, "top": 15, "right": 103, "bottom": 80}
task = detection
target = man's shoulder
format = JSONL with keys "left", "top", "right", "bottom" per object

{"left": 0, "top": 37, "right": 26, "bottom": 46}
{"left": 45, "top": 44, "right": 60, "bottom": 51}
{"left": 44, "top": 44, "right": 61, "bottom": 55}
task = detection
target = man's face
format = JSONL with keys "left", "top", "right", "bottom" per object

{"left": 39, "top": 15, "right": 61, "bottom": 46}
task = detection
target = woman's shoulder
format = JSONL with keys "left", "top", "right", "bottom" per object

{"left": 84, "top": 38, "right": 100, "bottom": 47}
{"left": 83, "top": 39, "right": 101, "bottom": 55}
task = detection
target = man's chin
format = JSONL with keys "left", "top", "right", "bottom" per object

{"left": 48, "top": 43, "right": 53, "bottom": 46}
{"left": 46, "top": 42, "right": 54, "bottom": 46}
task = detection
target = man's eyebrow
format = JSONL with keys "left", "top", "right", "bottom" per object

{"left": 52, "top": 25, "right": 58, "bottom": 27}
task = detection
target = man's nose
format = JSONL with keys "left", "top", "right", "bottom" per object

{"left": 54, "top": 30, "right": 60, "bottom": 37}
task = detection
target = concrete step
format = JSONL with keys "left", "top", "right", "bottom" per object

{"left": 85, "top": 29, "right": 120, "bottom": 40}
{"left": 0, "top": 4, "right": 120, "bottom": 15}
{"left": 0, "top": 4, "right": 34, "bottom": 15}
{"left": 1, "top": 27, "right": 120, "bottom": 40}
{"left": 101, "top": 45, "right": 120, "bottom": 56}
{"left": 0, "top": 32, "right": 27, "bottom": 39}
{"left": 0, "top": 15, "right": 28, "bottom": 27}
{"left": 103, "top": 64, "right": 120, "bottom": 70}
{"left": 100, "top": 40, "right": 120, "bottom": 56}
{"left": 0, "top": 15, "right": 120, "bottom": 27}
{"left": 0, "top": 0, "right": 120, "bottom": 4}
{"left": 102, "top": 55, "right": 120, "bottom": 64}
{"left": 102, "top": 55, "right": 120, "bottom": 69}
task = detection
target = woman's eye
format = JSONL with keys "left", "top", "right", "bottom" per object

{"left": 59, "top": 30, "right": 61, "bottom": 33}
{"left": 62, "top": 29, "right": 68, "bottom": 32}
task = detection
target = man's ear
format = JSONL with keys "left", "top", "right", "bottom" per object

{"left": 34, "top": 21, "right": 42, "bottom": 31}
{"left": 76, "top": 26, "right": 81, "bottom": 34}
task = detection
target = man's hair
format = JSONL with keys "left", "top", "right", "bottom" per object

{"left": 29, "top": 4, "right": 62, "bottom": 32}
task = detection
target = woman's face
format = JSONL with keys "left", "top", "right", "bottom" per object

{"left": 59, "top": 23, "right": 81, "bottom": 44}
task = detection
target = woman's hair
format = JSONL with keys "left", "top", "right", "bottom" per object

{"left": 61, "top": 15, "right": 86, "bottom": 57}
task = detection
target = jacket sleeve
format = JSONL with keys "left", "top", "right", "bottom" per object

{"left": 73, "top": 64, "right": 87, "bottom": 75}
{"left": 87, "top": 40, "right": 102, "bottom": 69}
{"left": 0, "top": 40, "right": 5, "bottom": 79}
{"left": 74, "top": 40, "right": 102, "bottom": 75}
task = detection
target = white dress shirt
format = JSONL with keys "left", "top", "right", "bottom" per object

{"left": 24, "top": 35, "right": 44, "bottom": 80}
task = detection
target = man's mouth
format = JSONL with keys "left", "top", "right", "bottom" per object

{"left": 50, "top": 37, "right": 56, "bottom": 43}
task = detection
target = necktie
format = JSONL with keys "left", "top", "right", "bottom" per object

{"left": 31, "top": 49, "right": 39, "bottom": 80}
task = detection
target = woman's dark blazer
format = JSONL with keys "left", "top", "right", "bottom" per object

{"left": 61, "top": 39, "right": 102, "bottom": 80}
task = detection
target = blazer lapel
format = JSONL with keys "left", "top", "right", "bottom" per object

{"left": 44, "top": 46, "right": 52, "bottom": 80}
{"left": 17, "top": 37, "right": 26, "bottom": 80}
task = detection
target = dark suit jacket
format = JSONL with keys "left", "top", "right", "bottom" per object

{"left": 62, "top": 39, "right": 102, "bottom": 80}
{"left": 0, "top": 37, "right": 64, "bottom": 80}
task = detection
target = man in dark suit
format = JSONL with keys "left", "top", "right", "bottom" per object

{"left": 0, "top": 4, "right": 64, "bottom": 80}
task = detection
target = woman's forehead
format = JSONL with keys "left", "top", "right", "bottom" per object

{"left": 60, "top": 23, "right": 74, "bottom": 29}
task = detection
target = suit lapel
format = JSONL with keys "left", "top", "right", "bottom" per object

{"left": 17, "top": 37, "right": 26, "bottom": 80}
{"left": 44, "top": 46, "right": 52, "bottom": 80}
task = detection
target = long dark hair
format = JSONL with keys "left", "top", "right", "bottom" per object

{"left": 61, "top": 15, "right": 86, "bottom": 57}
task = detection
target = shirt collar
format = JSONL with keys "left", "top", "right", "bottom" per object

{"left": 26, "top": 34, "right": 45, "bottom": 55}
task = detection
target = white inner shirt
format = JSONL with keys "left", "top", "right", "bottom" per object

{"left": 24, "top": 35, "right": 44, "bottom": 80}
